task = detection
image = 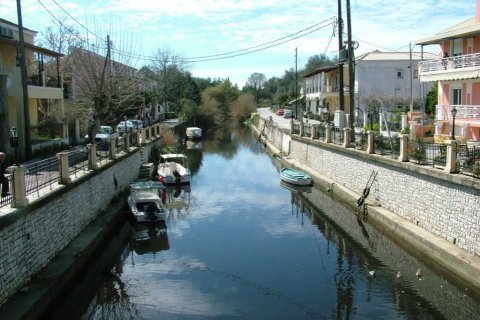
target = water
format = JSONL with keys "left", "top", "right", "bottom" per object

{"left": 48, "top": 125, "right": 480, "bottom": 320}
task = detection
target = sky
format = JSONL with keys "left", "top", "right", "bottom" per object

{"left": 0, "top": 0, "right": 477, "bottom": 88}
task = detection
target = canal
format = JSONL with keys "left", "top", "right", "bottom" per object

{"left": 45, "top": 124, "right": 479, "bottom": 320}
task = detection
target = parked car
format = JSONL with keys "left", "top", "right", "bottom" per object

{"left": 284, "top": 110, "right": 294, "bottom": 119}
{"left": 85, "top": 125, "right": 119, "bottom": 142}
{"left": 276, "top": 108, "right": 285, "bottom": 116}
{"left": 129, "top": 119, "right": 143, "bottom": 130}
{"left": 117, "top": 121, "right": 135, "bottom": 134}
{"left": 94, "top": 126, "right": 118, "bottom": 143}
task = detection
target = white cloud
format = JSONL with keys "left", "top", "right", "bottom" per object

{"left": 1, "top": 0, "right": 476, "bottom": 86}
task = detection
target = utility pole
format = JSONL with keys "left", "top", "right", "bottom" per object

{"left": 295, "top": 47, "right": 298, "bottom": 119}
{"left": 337, "top": 0, "right": 344, "bottom": 111}
{"left": 16, "top": 0, "right": 32, "bottom": 159}
{"left": 346, "top": 0, "right": 355, "bottom": 135}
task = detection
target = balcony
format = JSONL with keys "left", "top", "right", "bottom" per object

{"left": 436, "top": 104, "right": 480, "bottom": 121}
{"left": 419, "top": 53, "right": 480, "bottom": 82}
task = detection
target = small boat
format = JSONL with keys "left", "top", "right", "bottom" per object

{"left": 186, "top": 127, "right": 202, "bottom": 140}
{"left": 128, "top": 180, "right": 167, "bottom": 222}
{"left": 157, "top": 154, "right": 191, "bottom": 185}
{"left": 280, "top": 167, "right": 312, "bottom": 186}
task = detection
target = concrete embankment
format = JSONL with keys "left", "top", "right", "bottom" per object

{"left": 251, "top": 120, "right": 480, "bottom": 296}
{"left": 0, "top": 199, "right": 130, "bottom": 320}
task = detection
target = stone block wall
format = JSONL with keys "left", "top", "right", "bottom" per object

{"left": 256, "top": 118, "right": 480, "bottom": 257}
{"left": 0, "top": 140, "right": 159, "bottom": 306}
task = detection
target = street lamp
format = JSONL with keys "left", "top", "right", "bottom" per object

{"left": 124, "top": 115, "right": 127, "bottom": 134}
{"left": 9, "top": 127, "right": 19, "bottom": 165}
{"left": 451, "top": 106, "right": 457, "bottom": 140}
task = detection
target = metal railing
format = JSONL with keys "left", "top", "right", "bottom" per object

{"left": 436, "top": 104, "right": 480, "bottom": 120}
{"left": 0, "top": 175, "right": 13, "bottom": 207}
{"left": 332, "top": 127, "right": 344, "bottom": 145}
{"left": 458, "top": 145, "right": 480, "bottom": 177}
{"left": 68, "top": 146, "right": 89, "bottom": 177}
{"left": 25, "top": 156, "right": 60, "bottom": 197}
{"left": 419, "top": 53, "right": 480, "bottom": 74}
{"left": 303, "top": 124, "right": 312, "bottom": 137}
{"left": 315, "top": 124, "right": 327, "bottom": 140}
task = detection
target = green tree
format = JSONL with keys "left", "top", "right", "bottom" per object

{"left": 245, "top": 72, "right": 266, "bottom": 106}
{"left": 425, "top": 82, "right": 438, "bottom": 115}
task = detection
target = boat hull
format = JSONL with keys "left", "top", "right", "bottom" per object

{"left": 280, "top": 167, "right": 312, "bottom": 186}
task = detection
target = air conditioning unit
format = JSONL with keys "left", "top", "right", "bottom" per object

{"left": 0, "top": 26, "right": 13, "bottom": 39}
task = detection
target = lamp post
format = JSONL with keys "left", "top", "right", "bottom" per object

{"left": 451, "top": 106, "right": 457, "bottom": 140}
{"left": 9, "top": 127, "right": 19, "bottom": 165}
{"left": 124, "top": 115, "right": 127, "bottom": 135}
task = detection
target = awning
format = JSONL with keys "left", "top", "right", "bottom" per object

{"left": 420, "top": 69, "right": 480, "bottom": 82}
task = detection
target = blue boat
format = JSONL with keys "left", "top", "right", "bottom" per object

{"left": 280, "top": 167, "right": 312, "bottom": 186}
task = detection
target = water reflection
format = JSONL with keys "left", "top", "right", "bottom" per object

{"left": 132, "top": 221, "right": 170, "bottom": 255}
{"left": 285, "top": 185, "right": 479, "bottom": 320}
{"left": 46, "top": 124, "right": 479, "bottom": 320}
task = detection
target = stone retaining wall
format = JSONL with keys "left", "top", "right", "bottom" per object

{"left": 0, "top": 141, "right": 159, "bottom": 306}
{"left": 255, "top": 117, "right": 480, "bottom": 257}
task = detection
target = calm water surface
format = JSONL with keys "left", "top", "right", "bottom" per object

{"left": 50, "top": 126, "right": 480, "bottom": 319}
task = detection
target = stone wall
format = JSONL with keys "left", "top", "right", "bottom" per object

{"left": 0, "top": 141, "right": 159, "bottom": 306}
{"left": 255, "top": 117, "right": 480, "bottom": 257}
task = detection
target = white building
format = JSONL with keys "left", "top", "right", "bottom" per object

{"left": 355, "top": 50, "right": 436, "bottom": 112}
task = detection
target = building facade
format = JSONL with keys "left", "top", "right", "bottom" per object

{"left": 0, "top": 18, "right": 65, "bottom": 160}
{"left": 417, "top": 0, "right": 480, "bottom": 143}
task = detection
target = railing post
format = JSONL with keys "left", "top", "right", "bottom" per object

{"left": 109, "top": 139, "right": 117, "bottom": 160}
{"left": 311, "top": 124, "right": 317, "bottom": 140}
{"left": 8, "top": 165, "right": 29, "bottom": 207}
{"left": 325, "top": 124, "right": 332, "bottom": 143}
{"left": 124, "top": 133, "right": 130, "bottom": 152}
{"left": 137, "top": 129, "right": 143, "bottom": 145}
{"left": 299, "top": 121, "right": 304, "bottom": 136}
{"left": 87, "top": 143, "right": 98, "bottom": 169}
{"left": 398, "top": 134, "right": 409, "bottom": 162}
{"left": 366, "top": 131, "right": 375, "bottom": 154}
{"left": 290, "top": 119, "right": 294, "bottom": 134}
{"left": 343, "top": 128, "right": 351, "bottom": 148}
{"left": 57, "top": 152, "right": 72, "bottom": 184}
{"left": 444, "top": 140, "right": 458, "bottom": 173}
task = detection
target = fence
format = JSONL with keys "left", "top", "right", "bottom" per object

{"left": 0, "top": 124, "right": 162, "bottom": 208}
{"left": 276, "top": 117, "right": 480, "bottom": 180}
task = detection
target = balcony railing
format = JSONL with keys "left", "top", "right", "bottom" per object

{"left": 436, "top": 104, "right": 480, "bottom": 121}
{"left": 419, "top": 53, "right": 480, "bottom": 74}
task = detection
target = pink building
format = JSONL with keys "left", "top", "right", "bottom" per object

{"left": 417, "top": 0, "right": 480, "bottom": 143}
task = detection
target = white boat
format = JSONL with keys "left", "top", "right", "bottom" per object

{"left": 186, "top": 127, "right": 202, "bottom": 140}
{"left": 128, "top": 180, "right": 167, "bottom": 222}
{"left": 280, "top": 167, "right": 312, "bottom": 186}
{"left": 157, "top": 154, "right": 191, "bottom": 185}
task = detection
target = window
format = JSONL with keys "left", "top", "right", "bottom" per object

{"left": 413, "top": 70, "right": 418, "bottom": 78}
{"left": 396, "top": 70, "right": 403, "bottom": 79}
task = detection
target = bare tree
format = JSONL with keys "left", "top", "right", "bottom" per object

{"left": 149, "top": 48, "right": 189, "bottom": 116}
{"left": 39, "top": 17, "right": 145, "bottom": 140}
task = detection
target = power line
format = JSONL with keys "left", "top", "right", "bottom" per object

{"left": 36, "top": 0, "right": 335, "bottom": 64}
{"left": 112, "top": 21, "right": 335, "bottom": 64}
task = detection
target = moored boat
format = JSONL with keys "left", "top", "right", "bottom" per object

{"left": 186, "top": 127, "right": 202, "bottom": 140}
{"left": 128, "top": 180, "right": 167, "bottom": 222}
{"left": 280, "top": 167, "right": 312, "bottom": 186}
{"left": 157, "top": 154, "right": 191, "bottom": 185}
